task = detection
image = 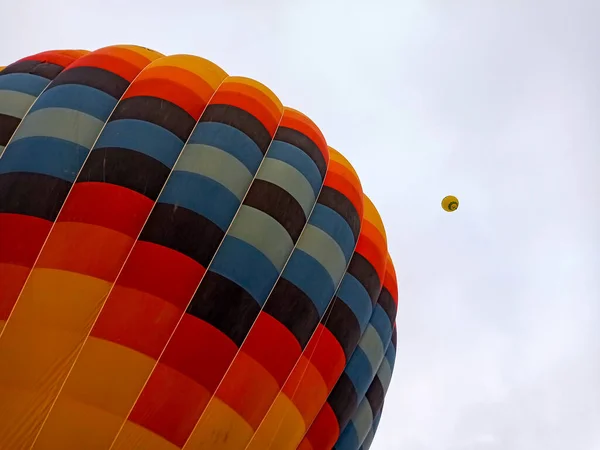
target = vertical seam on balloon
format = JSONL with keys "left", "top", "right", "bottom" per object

{"left": 284, "top": 249, "right": 389, "bottom": 450}
{"left": 0, "top": 48, "right": 147, "bottom": 344}
{"left": 103, "top": 75, "right": 282, "bottom": 450}
{"left": 179, "top": 109, "right": 329, "bottom": 450}
{"left": 243, "top": 168, "right": 365, "bottom": 450}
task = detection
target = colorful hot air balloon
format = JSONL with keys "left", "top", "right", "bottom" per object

{"left": 0, "top": 45, "right": 398, "bottom": 450}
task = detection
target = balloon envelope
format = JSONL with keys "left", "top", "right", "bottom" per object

{"left": 0, "top": 46, "right": 398, "bottom": 450}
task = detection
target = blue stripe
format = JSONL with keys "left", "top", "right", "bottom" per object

{"left": 338, "top": 274, "right": 372, "bottom": 332}
{"left": 370, "top": 305, "right": 393, "bottom": 343}
{"left": 0, "top": 73, "right": 50, "bottom": 96}
{"left": 210, "top": 236, "right": 279, "bottom": 305}
{"left": 29, "top": 84, "right": 116, "bottom": 120}
{"left": 335, "top": 423, "right": 358, "bottom": 450}
{"left": 159, "top": 171, "right": 240, "bottom": 231}
{"left": 94, "top": 119, "right": 183, "bottom": 168}
{"left": 188, "top": 122, "right": 264, "bottom": 174}
{"left": 282, "top": 249, "right": 335, "bottom": 316}
{"left": 385, "top": 344, "right": 396, "bottom": 371}
{"left": 309, "top": 204, "right": 356, "bottom": 262}
{"left": 268, "top": 140, "right": 322, "bottom": 195}
{"left": 0, "top": 136, "right": 88, "bottom": 182}
{"left": 345, "top": 346, "right": 371, "bottom": 395}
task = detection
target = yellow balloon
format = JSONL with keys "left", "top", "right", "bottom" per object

{"left": 442, "top": 195, "right": 459, "bottom": 212}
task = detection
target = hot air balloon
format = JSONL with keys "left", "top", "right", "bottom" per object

{"left": 0, "top": 45, "right": 398, "bottom": 450}
{"left": 441, "top": 195, "right": 459, "bottom": 212}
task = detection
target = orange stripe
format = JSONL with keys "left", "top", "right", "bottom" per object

{"left": 325, "top": 160, "right": 364, "bottom": 218}
{"left": 35, "top": 222, "right": 135, "bottom": 282}
{"left": 67, "top": 52, "right": 142, "bottom": 82}
{"left": 135, "top": 65, "right": 215, "bottom": 102}
{"left": 324, "top": 169, "right": 364, "bottom": 220}
{"left": 210, "top": 89, "right": 280, "bottom": 136}
{"left": 98, "top": 45, "right": 161, "bottom": 70}
{"left": 219, "top": 81, "right": 282, "bottom": 127}
{"left": 280, "top": 108, "right": 328, "bottom": 160}
{"left": 360, "top": 220, "right": 387, "bottom": 265}
{"left": 355, "top": 233, "right": 387, "bottom": 284}
{"left": 122, "top": 77, "right": 207, "bottom": 120}
{"left": 384, "top": 255, "right": 398, "bottom": 302}
{"left": 18, "top": 50, "right": 88, "bottom": 67}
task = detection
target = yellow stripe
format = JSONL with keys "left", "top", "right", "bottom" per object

{"left": 184, "top": 398, "right": 254, "bottom": 450}
{"left": 148, "top": 54, "right": 228, "bottom": 89}
{"left": 223, "top": 76, "right": 283, "bottom": 111}
{"left": 0, "top": 269, "right": 112, "bottom": 449}
{"left": 328, "top": 146, "right": 360, "bottom": 182}
{"left": 363, "top": 195, "right": 387, "bottom": 244}
{"left": 245, "top": 394, "right": 306, "bottom": 450}
{"left": 111, "top": 421, "right": 180, "bottom": 450}
{"left": 114, "top": 44, "right": 164, "bottom": 61}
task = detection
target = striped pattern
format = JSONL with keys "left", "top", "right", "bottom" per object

{"left": 182, "top": 150, "right": 363, "bottom": 450}
{"left": 109, "top": 107, "right": 329, "bottom": 450}
{"left": 334, "top": 329, "right": 397, "bottom": 450}
{"left": 303, "top": 257, "right": 398, "bottom": 449}
{"left": 0, "top": 45, "right": 399, "bottom": 450}
{"left": 246, "top": 196, "right": 389, "bottom": 450}
{"left": 0, "top": 49, "right": 90, "bottom": 331}
{"left": 0, "top": 50, "right": 227, "bottom": 450}
{"left": 28, "top": 58, "right": 237, "bottom": 450}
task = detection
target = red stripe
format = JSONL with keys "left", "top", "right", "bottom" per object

{"left": 91, "top": 285, "right": 185, "bottom": 359}
{"left": 58, "top": 182, "right": 153, "bottom": 238}
{"left": 304, "top": 325, "right": 346, "bottom": 391}
{"left": 0, "top": 213, "right": 51, "bottom": 266}
{"left": 160, "top": 314, "right": 237, "bottom": 392}
{"left": 117, "top": 241, "right": 205, "bottom": 309}
{"left": 242, "top": 312, "right": 302, "bottom": 386}
{"left": 128, "top": 363, "right": 211, "bottom": 447}
{"left": 304, "top": 403, "right": 339, "bottom": 450}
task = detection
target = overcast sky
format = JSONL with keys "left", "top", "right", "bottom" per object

{"left": 2, "top": 1, "right": 599, "bottom": 449}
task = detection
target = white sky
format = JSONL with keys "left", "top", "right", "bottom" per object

{"left": 2, "top": 0, "right": 599, "bottom": 448}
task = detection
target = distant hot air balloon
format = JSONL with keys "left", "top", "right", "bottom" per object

{"left": 442, "top": 195, "right": 459, "bottom": 212}
{"left": 0, "top": 45, "right": 398, "bottom": 450}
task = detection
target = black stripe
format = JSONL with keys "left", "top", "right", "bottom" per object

{"left": 0, "top": 172, "right": 71, "bottom": 221}
{"left": 317, "top": 186, "right": 361, "bottom": 241}
{"left": 140, "top": 203, "right": 224, "bottom": 267}
{"left": 377, "top": 287, "right": 396, "bottom": 325}
{"left": 187, "top": 271, "right": 260, "bottom": 347}
{"left": 1, "top": 60, "right": 64, "bottom": 79}
{"left": 243, "top": 179, "right": 306, "bottom": 243}
{"left": 0, "top": 114, "right": 21, "bottom": 146}
{"left": 328, "top": 372, "right": 357, "bottom": 429}
{"left": 263, "top": 278, "right": 320, "bottom": 348}
{"left": 200, "top": 104, "right": 272, "bottom": 154}
{"left": 347, "top": 252, "right": 381, "bottom": 304}
{"left": 274, "top": 126, "right": 327, "bottom": 180}
{"left": 77, "top": 147, "right": 170, "bottom": 200}
{"left": 391, "top": 327, "right": 397, "bottom": 349}
{"left": 365, "top": 375, "right": 384, "bottom": 414}
{"left": 109, "top": 96, "right": 195, "bottom": 142}
{"left": 49, "top": 66, "right": 130, "bottom": 99}
{"left": 322, "top": 298, "right": 361, "bottom": 361}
